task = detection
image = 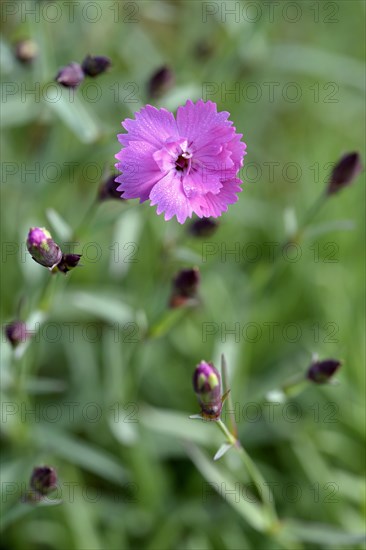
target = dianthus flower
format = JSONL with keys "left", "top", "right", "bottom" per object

{"left": 115, "top": 100, "right": 246, "bottom": 223}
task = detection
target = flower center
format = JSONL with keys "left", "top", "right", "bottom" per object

{"left": 175, "top": 152, "right": 192, "bottom": 172}
{"left": 153, "top": 138, "right": 193, "bottom": 176}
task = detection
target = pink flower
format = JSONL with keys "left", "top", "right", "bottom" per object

{"left": 115, "top": 100, "right": 246, "bottom": 224}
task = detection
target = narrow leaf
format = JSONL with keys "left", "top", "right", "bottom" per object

{"left": 213, "top": 443, "right": 233, "bottom": 461}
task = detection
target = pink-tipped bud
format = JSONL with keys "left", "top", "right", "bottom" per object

{"left": 26, "top": 227, "right": 62, "bottom": 269}
{"left": 193, "top": 361, "right": 222, "bottom": 419}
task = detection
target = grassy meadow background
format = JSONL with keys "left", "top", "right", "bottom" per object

{"left": 1, "top": 1, "right": 365, "bottom": 548}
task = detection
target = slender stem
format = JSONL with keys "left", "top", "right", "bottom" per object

{"left": 38, "top": 271, "right": 61, "bottom": 312}
{"left": 281, "top": 192, "right": 327, "bottom": 251}
{"left": 216, "top": 418, "right": 236, "bottom": 445}
{"left": 221, "top": 354, "right": 238, "bottom": 438}
{"left": 258, "top": 192, "right": 328, "bottom": 294}
{"left": 216, "top": 418, "right": 278, "bottom": 527}
{"left": 71, "top": 199, "right": 99, "bottom": 240}
{"left": 300, "top": 192, "right": 327, "bottom": 230}
{"left": 281, "top": 373, "right": 308, "bottom": 396}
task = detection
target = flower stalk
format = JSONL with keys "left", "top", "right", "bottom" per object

{"left": 191, "top": 356, "right": 279, "bottom": 530}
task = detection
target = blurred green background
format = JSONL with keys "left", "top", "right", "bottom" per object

{"left": 1, "top": 1, "right": 365, "bottom": 548}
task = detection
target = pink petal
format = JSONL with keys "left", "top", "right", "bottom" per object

{"left": 176, "top": 99, "right": 233, "bottom": 151}
{"left": 118, "top": 105, "right": 178, "bottom": 148}
{"left": 115, "top": 141, "right": 161, "bottom": 202}
{"left": 192, "top": 178, "right": 243, "bottom": 218}
{"left": 182, "top": 168, "right": 222, "bottom": 199}
{"left": 149, "top": 172, "right": 193, "bottom": 224}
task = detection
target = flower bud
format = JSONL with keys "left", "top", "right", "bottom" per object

{"left": 56, "top": 254, "right": 82, "bottom": 274}
{"left": 30, "top": 466, "right": 57, "bottom": 495}
{"left": 327, "top": 152, "right": 362, "bottom": 195}
{"left": 147, "top": 66, "right": 175, "bottom": 99}
{"left": 169, "top": 267, "right": 200, "bottom": 308}
{"left": 15, "top": 39, "right": 38, "bottom": 64}
{"left": 98, "top": 174, "right": 126, "bottom": 201}
{"left": 26, "top": 227, "right": 62, "bottom": 269}
{"left": 188, "top": 217, "right": 219, "bottom": 238}
{"left": 306, "top": 358, "right": 341, "bottom": 384}
{"left": 5, "top": 321, "right": 29, "bottom": 347}
{"left": 193, "top": 361, "right": 222, "bottom": 419}
{"left": 56, "top": 62, "right": 84, "bottom": 88}
{"left": 81, "top": 54, "right": 111, "bottom": 77}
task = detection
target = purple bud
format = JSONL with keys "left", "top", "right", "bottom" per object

{"left": 188, "top": 218, "right": 219, "bottom": 238}
{"left": 56, "top": 62, "right": 84, "bottom": 88}
{"left": 98, "top": 174, "right": 126, "bottom": 201}
{"left": 307, "top": 359, "right": 342, "bottom": 384}
{"left": 26, "top": 227, "right": 62, "bottom": 269}
{"left": 169, "top": 267, "right": 200, "bottom": 308}
{"left": 147, "top": 66, "right": 175, "bottom": 99}
{"left": 193, "top": 361, "right": 222, "bottom": 419}
{"left": 15, "top": 39, "right": 38, "bottom": 64}
{"left": 81, "top": 54, "right": 111, "bottom": 77}
{"left": 56, "top": 254, "right": 82, "bottom": 274}
{"left": 327, "top": 152, "right": 362, "bottom": 195}
{"left": 30, "top": 466, "right": 58, "bottom": 495}
{"left": 5, "top": 321, "right": 29, "bottom": 348}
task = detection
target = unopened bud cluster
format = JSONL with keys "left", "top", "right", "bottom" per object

{"left": 56, "top": 54, "right": 111, "bottom": 89}
{"left": 26, "top": 227, "right": 81, "bottom": 274}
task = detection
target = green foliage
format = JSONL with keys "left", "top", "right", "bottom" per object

{"left": 1, "top": 1, "right": 365, "bottom": 549}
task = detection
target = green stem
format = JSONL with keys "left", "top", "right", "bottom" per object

{"left": 216, "top": 418, "right": 236, "bottom": 445}
{"left": 71, "top": 199, "right": 99, "bottom": 240}
{"left": 300, "top": 192, "right": 327, "bottom": 230}
{"left": 281, "top": 373, "right": 308, "bottom": 397}
{"left": 258, "top": 192, "right": 328, "bottom": 294}
{"left": 216, "top": 418, "right": 278, "bottom": 528}
{"left": 221, "top": 354, "right": 238, "bottom": 438}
